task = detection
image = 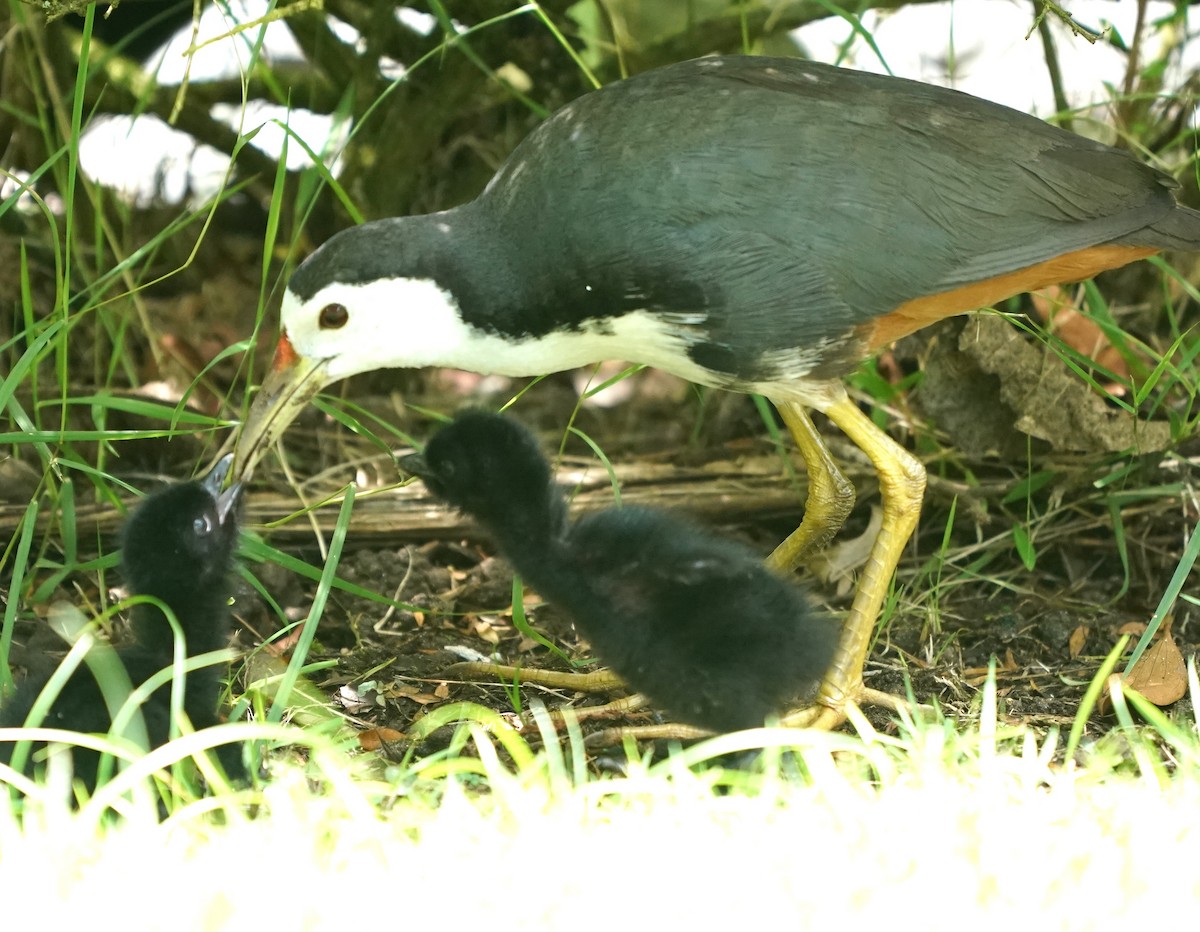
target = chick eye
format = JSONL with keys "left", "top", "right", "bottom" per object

{"left": 193, "top": 515, "right": 213, "bottom": 536}
{"left": 319, "top": 303, "right": 349, "bottom": 329}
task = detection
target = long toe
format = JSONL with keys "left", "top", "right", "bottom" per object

{"left": 782, "top": 680, "right": 929, "bottom": 730}
{"left": 442, "top": 661, "right": 626, "bottom": 693}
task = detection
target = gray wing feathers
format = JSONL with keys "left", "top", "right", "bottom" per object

{"left": 1124, "top": 204, "right": 1200, "bottom": 250}
{"left": 494, "top": 56, "right": 1195, "bottom": 346}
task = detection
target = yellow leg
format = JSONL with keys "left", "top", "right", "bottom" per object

{"left": 443, "top": 662, "right": 624, "bottom": 692}
{"left": 768, "top": 402, "right": 856, "bottom": 573}
{"left": 534, "top": 694, "right": 651, "bottom": 731}
{"left": 785, "top": 391, "right": 926, "bottom": 729}
{"left": 444, "top": 663, "right": 710, "bottom": 739}
{"left": 585, "top": 722, "right": 713, "bottom": 749}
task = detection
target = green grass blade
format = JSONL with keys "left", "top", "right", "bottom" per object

{"left": 267, "top": 485, "right": 355, "bottom": 723}
{"left": 1124, "top": 517, "right": 1200, "bottom": 674}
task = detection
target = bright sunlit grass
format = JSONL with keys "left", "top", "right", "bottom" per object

{"left": 3, "top": 684, "right": 1200, "bottom": 924}
{"left": 4, "top": 1, "right": 1200, "bottom": 919}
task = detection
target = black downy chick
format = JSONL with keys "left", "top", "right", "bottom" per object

{"left": 0, "top": 455, "right": 245, "bottom": 788}
{"left": 402, "top": 412, "right": 840, "bottom": 732}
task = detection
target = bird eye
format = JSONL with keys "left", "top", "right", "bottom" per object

{"left": 319, "top": 303, "right": 349, "bottom": 329}
{"left": 193, "top": 515, "right": 213, "bottom": 536}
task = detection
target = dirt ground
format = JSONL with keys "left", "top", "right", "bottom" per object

{"left": 3, "top": 223, "right": 1198, "bottom": 763}
{"left": 225, "top": 347, "right": 1200, "bottom": 755}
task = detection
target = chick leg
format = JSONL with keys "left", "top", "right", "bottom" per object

{"left": 443, "top": 662, "right": 652, "bottom": 729}
{"left": 443, "top": 662, "right": 623, "bottom": 692}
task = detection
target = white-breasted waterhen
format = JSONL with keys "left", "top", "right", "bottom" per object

{"left": 231, "top": 55, "right": 1200, "bottom": 729}
{"left": 0, "top": 456, "right": 245, "bottom": 789}
{"left": 402, "top": 411, "right": 840, "bottom": 733}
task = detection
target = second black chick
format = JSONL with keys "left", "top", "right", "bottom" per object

{"left": 402, "top": 412, "right": 839, "bottom": 732}
{"left": 0, "top": 455, "right": 245, "bottom": 789}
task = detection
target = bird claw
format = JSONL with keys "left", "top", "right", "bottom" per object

{"left": 583, "top": 722, "right": 713, "bottom": 749}
{"left": 581, "top": 686, "right": 926, "bottom": 749}
{"left": 782, "top": 683, "right": 929, "bottom": 730}
{"left": 440, "top": 659, "right": 925, "bottom": 745}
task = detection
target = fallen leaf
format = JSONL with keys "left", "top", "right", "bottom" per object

{"left": 809, "top": 506, "right": 883, "bottom": 595}
{"left": 1124, "top": 625, "right": 1188, "bottom": 707}
{"left": 242, "top": 652, "right": 351, "bottom": 731}
{"left": 1002, "top": 648, "right": 1019, "bottom": 672}
{"left": 1068, "top": 625, "right": 1089, "bottom": 659}
{"left": 1031, "top": 288, "right": 1131, "bottom": 391}
{"left": 444, "top": 644, "right": 491, "bottom": 663}
{"left": 520, "top": 592, "right": 546, "bottom": 609}
{"left": 471, "top": 616, "right": 502, "bottom": 645}
{"left": 335, "top": 683, "right": 386, "bottom": 714}
{"left": 358, "top": 727, "right": 406, "bottom": 751}
{"left": 266, "top": 626, "right": 305, "bottom": 656}
{"left": 1117, "top": 621, "right": 1146, "bottom": 636}
{"left": 387, "top": 682, "right": 445, "bottom": 705}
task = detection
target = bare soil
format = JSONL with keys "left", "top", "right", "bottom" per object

{"left": 228, "top": 364, "right": 1200, "bottom": 756}
{"left": 3, "top": 223, "right": 1197, "bottom": 764}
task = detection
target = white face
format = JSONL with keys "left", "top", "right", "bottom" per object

{"left": 281, "top": 278, "right": 476, "bottom": 382}
{"left": 280, "top": 276, "right": 729, "bottom": 383}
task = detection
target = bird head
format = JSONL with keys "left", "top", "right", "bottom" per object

{"left": 400, "top": 412, "right": 565, "bottom": 537}
{"left": 231, "top": 219, "right": 488, "bottom": 481}
{"left": 120, "top": 455, "right": 244, "bottom": 606}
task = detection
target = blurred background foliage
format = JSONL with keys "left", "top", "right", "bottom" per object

{"left": 1, "top": 1, "right": 955, "bottom": 237}
{"left": 1, "top": 0, "right": 1198, "bottom": 487}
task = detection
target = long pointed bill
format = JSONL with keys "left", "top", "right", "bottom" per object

{"left": 201, "top": 452, "right": 245, "bottom": 524}
{"left": 231, "top": 332, "right": 331, "bottom": 481}
{"left": 398, "top": 452, "right": 445, "bottom": 499}
{"left": 398, "top": 452, "right": 427, "bottom": 478}
{"left": 201, "top": 452, "right": 234, "bottom": 495}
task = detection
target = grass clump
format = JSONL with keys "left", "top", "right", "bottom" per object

{"left": 1, "top": 1, "right": 1199, "bottom": 913}
{"left": 3, "top": 684, "right": 1200, "bottom": 923}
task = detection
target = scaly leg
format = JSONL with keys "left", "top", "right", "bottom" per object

{"left": 783, "top": 391, "right": 926, "bottom": 729}
{"left": 768, "top": 402, "right": 856, "bottom": 572}
{"left": 443, "top": 661, "right": 623, "bottom": 692}
{"left": 443, "top": 662, "right": 653, "bottom": 730}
